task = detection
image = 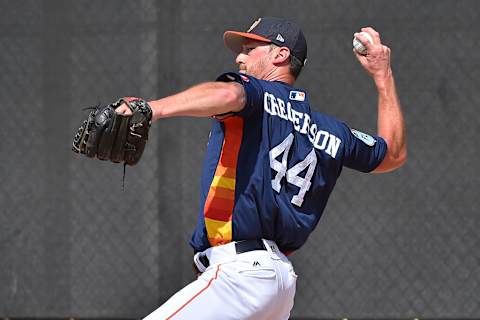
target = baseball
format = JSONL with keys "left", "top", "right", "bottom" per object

{"left": 353, "top": 31, "right": 374, "bottom": 55}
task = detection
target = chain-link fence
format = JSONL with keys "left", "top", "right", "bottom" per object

{"left": 1, "top": 0, "right": 479, "bottom": 319}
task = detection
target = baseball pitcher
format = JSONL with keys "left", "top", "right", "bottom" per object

{"left": 73, "top": 16, "right": 406, "bottom": 320}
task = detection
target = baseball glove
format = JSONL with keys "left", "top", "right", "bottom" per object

{"left": 72, "top": 97, "right": 152, "bottom": 165}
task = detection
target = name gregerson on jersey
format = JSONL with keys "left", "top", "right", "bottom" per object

{"left": 263, "top": 91, "right": 341, "bottom": 158}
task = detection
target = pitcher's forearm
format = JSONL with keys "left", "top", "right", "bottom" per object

{"left": 149, "top": 82, "right": 246, "bottom": 122}
{"left": 374, "top": 72, "right": 407, "bottom": 172}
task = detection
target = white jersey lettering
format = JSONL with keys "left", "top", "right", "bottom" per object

{"left": 277, "top": 98, "right": 288, "bottom": 120}
{"left": 314, "top": 130, "right": 329, "bottom": 150}
{"left": 308, "top": 123, "right": 317, "bottom": 144}
{"left": 292, "top": 109, "right": 303, "bottom": 131}
{"left": 263, "top": 92, "right": 342, "bottom": 158}
{"left": 326, "top": 134, "right": 341, "bottom": 158}
{"left": 264, "top": 92, "right": 272, "bottom": 114}
{"left": 300, "top": 113, "right": 310, "bottom": 134}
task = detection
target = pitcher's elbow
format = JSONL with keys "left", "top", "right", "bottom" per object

{"left": 396, "top": 152, "right": 407, "bottom": 169}
{"left": 220, "top": 82, "right": 246, "bottom": 112}
{"left": 390, "top": 147, "right": 408, "bottom": 170}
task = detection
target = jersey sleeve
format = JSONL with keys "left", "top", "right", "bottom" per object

{"left": 340, "top": 123, "right": 388, "bottom": 172}
{"left": 216, "top": 72, "right": 264, "bottom": 118}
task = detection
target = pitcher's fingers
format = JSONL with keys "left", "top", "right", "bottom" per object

{"left": 354, "top": 33, "right": 375, "bottom": 51}
{"left": 361, "top": 26, "right": 381, "bottom": 44}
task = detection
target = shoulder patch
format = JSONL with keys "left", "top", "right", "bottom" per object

{"left": 351, "top": 129, "right": 376, "bottom": 146}
{"left": 289, "top": 91, "right": 305, "bottom": 101}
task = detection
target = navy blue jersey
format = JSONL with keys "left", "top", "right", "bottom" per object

{"left": 190, "top": 72, "right": 387, "bottom": 253}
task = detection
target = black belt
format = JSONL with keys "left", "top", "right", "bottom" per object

{"left": 197, "top": 240, "right": 267, "bottom": 270}
{"left": 235, "top": 239, "right": 267, "bottom": 254}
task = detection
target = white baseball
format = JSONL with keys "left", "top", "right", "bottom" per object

{"left": 353, "top": 31, "right": 374, "bottom": 55}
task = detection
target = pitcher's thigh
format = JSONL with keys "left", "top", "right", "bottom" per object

{"left": 143, "top": 258, "right": 295, "bottom": 320}
{"left": 142, "top": 264, "right": 245, "bottom": 320}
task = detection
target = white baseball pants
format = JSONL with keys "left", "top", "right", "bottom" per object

{"left": 143, "top": 240, "right": 297, "bottom": 320}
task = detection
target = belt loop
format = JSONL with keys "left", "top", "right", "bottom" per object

{"left": 193, "top": 252, "right": 208, "bottom": 273}
{"left": 263, "top": 239, "right": 281, "bottom": 260}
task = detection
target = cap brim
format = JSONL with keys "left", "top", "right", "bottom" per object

{"left": 224, "top": 31, "right": 272, "bottom": 54}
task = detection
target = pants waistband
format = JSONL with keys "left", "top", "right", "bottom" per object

{"left": 194, "top": 239, "right": 282, "bottom": 273}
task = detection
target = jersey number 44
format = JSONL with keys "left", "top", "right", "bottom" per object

{"left": 270, "top": 133, "right": 317, "bottom": 207}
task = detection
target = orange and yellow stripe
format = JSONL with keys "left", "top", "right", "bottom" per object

{"left": 204, "top": 116, "right": 243, "bottom": 246}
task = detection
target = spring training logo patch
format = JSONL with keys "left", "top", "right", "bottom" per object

{"left": 289, "top": 91, "right": 305, "bottom": 101}
{"left": 351, "top": 129, "right": 376, "bottom": 146}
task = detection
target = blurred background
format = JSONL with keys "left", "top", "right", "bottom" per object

{"left": 1, "top": 0, "right": 479, "bottom": 319}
